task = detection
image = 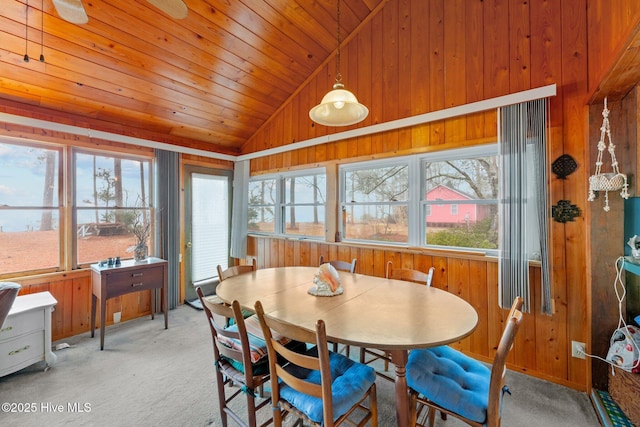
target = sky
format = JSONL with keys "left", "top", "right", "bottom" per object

{"left": 0, "top": 142, "right": 149, "bottom": 232}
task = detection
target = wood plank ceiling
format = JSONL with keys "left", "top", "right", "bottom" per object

{"left": 0, "top": 0, "right": 385, "bottom": 154}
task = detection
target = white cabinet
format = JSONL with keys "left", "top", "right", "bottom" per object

{"left": 0, "top": 291, "right": 57, "bottom": 377}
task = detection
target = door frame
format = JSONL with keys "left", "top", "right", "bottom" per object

{"left": 183, "top": 164, "right": 233, "bottom": 302}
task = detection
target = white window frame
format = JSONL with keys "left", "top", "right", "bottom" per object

{"left": 340, "top": 157, "right": 412, "bottom": 246}
{"left": 247, "top": 176, "right": 279, "bottom": 234}
{"left": 338, "top": 144, "right": 498, "bottom": 253}
{"left": 419, "top": 145, "right": 499, "bottom": 254}
{"left": 248, "top": 168, "right": 326, "bottom": 239}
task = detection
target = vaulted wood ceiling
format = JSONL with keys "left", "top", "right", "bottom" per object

{"left": 1, "top": 0, "right": 385, "bottom": 155}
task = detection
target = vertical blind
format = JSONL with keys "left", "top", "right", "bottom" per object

{"left": 155, "top": 149, "right": 180, "bottom": 310}
{"left": 192, "top": 173, "right": 230, "bottom": 281}
{"left": 230, "top": 160, "right": 249, "bottom": 259}
{"left": 499, "top": 98, "right": 552, "bottom": 314}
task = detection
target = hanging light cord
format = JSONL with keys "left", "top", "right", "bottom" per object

{"left": 335, "top": 0, "right": 342, "bottom": 84}
{"left": 40, "top": 0, "right": 45, "bottom": 62}
{"left": 24, "top": 0, "right": 30, "bottom": 62}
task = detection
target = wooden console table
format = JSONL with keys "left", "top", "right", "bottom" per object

{"left": 90, "top": 257, "right": 168, "bottom": 350}
{"left": 0, "top": 291, "right": 58, "bottom": 377}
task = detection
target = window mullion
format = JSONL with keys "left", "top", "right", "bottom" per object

{"left": 408, "top": 157, "right": 420, "bottom": 247}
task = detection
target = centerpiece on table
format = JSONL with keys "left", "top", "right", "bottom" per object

{"left": 308, "top": 263, "right": 343, "bottom": 296}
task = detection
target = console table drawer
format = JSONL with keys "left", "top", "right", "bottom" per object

{"left": 105, "top": 266, "right": 164, "bottom": 298}
{"left": 0, "top": 331, "right": 45, "bottom": 375}
{"left": 0, "top": 309, "right": 44, "bottom": 341}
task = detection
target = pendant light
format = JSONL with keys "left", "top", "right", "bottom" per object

{"left": 309, "top": 0, "right": 368, "bottom": 126}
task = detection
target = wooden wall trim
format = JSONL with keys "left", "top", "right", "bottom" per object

{"left": 0, "top": 111, "right": 236, "bottom": 161}
{"left": 238, "top": 84, "right": 556, "bottom": 161}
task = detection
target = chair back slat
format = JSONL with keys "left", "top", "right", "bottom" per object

{"left": 217, "top": 258, "right": 257, "bottom": 282}
{"left": 319, "top": 255, "right": 357, "bottom": 273}
{"left": 386, "top": 261, "right": 431, "bottom": 286}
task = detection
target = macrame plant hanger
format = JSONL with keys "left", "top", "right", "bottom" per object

{"left": 587, "top": 97, "right": 629, "bottom": 211}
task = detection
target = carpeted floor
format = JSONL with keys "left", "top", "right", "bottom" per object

{"left": 0, "top": 304, "right": 600, "bottom": 426}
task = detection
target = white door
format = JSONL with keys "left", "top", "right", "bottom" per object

{"left": 184, "top": 166, "right": 232, "bottom": 303}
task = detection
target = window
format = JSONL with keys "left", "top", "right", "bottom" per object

{"left": 248, "top": 178, "right": 276, "bottom": 233}
{"left": 338, "top": 145, "right": 498, "bottom": 252}
{"left": 0, "top": 140, "right": 63, "bottom": 276}
{"left": 422, "top": 151, "right": 499, "bottom": 251}
{"left": 341, "top": 161, "right": 409, "bottom": 243}
{"left": 248, "top": 170, "right": 326, "bottom": 238}
{"left": 73, "top": 150, "right": 152, "bottom": 267}
{"left": 283, "top": 173, "right": 326, "bottom": 237}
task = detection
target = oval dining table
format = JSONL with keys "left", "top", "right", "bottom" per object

{"left": 215, "top": 266, "right": 478, "bottom": 427}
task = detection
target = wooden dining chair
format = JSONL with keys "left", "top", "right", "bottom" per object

{"left": 217, "top": 258, "right": 257, "bottom": 282}
{"left": 385, "top": 260, "right": 433, "bottom": 285}
{"left": 360, "top": 261, "right": 435, "bottom": 380}
{"left": 319, "top": 255, "right": 357, "bottom": 357}
{"left": 407, "top": 297, "right": 524, "bottom": 427}
{"left": 254, "top": 300, "right": 378, "bottom": 427}
{"left": 319, "top": 255, "right": 357, "bottom": 274}
{"left": 196, "top": 286, "right": 272, "bottom": 427}
{"left": 215, "top": 258, "right": 257, "bottom": 326}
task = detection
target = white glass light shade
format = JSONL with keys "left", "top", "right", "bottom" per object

{"left": 309, "top": 83, "right": 369, "bottom": 126}
{"left": 52, "top": 0, "right": 89, "bottom": 24}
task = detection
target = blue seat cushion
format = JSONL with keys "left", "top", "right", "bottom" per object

{"left": 407, "top": 346, "right": 491, "bottom": 424}
{"left": 279, "top": 346, "right": 376, "bottom": 425}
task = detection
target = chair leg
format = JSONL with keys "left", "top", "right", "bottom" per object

{"left": 246, "top": 392, "right": 257, "bottom": 427}
{"left": 215, "top": 372, "right": 228, "bottom": 427}
{"left": 370, "top": 383, "right": 378, "bottom": 427}
{"left": 427, "top": 407, "right": 436, "bottom": 427}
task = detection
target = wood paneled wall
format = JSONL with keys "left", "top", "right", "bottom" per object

{"left": 9, "top": 271, "right": 155, "bottom": 343}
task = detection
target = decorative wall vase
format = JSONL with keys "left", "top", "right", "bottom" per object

{"left": 552, "top": 154, "right": 577, "bottom": 179}
{"left": 134, "top": 244, "right": 148, "bottom": 261}
{"left": 552, "top": 200, "right": 581, "bottom": 223}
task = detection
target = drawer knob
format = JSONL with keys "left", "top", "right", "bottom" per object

{"left": 131, "top": 282, "right": 144, "bottom": 287}
{"left": 9, "top": 345, "right": 30, "bottom": 356}
{"left": 0, "top": 326, "right": 12, "bottom": 333}
{"left": 132, "top": 272, "right": 144, "bottom": 277}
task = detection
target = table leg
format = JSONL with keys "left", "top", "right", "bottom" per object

{"left": 163, "top": 281, "right": 168, "bottom": 329}
{"left": 389, "top": 349, "right": 410, "bottom": 427}
{"left": 150, "top": 289, "right": 156, "bottom": 320}
{"left": 100, "top": 296, "right": 106, "bottom": 351}
{"left": 90, "top": 294, "right": 96, "bottom": 338}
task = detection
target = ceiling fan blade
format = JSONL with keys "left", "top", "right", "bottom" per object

{"left": 146, "top": 0, "right": 188, "bottom": 19}
{"left": 52, "top": 0, "right": 89, "bottom": 24}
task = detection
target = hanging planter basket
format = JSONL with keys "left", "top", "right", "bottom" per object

{"left": 589, "top": 172, "right": 626, "bottom": 192}
{"left": 587, "top": 98, "right": 629, "bottom": 211}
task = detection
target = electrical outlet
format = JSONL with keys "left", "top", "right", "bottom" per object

{"left": 571, "top": 340, "right": 586, "bottom": 359}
